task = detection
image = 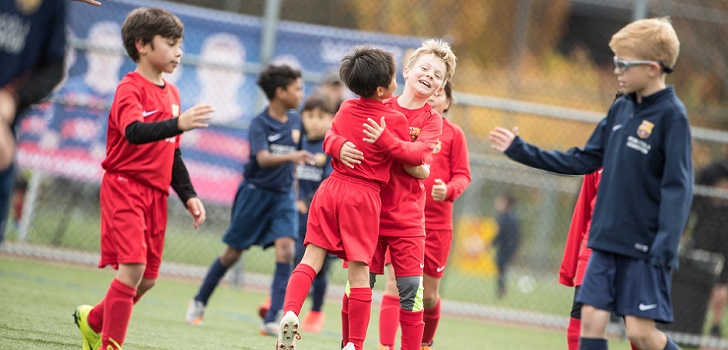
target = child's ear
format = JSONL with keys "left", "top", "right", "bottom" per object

{"left": 135, "top": 39, "right": 147, "bottom": 55}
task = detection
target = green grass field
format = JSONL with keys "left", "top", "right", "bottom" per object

{"left": 0, "top": 256, "right": 638, "bottom": 350}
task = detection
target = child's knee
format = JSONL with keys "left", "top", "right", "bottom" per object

{"left": 395, "top": 276, "right": 423, "bottom": 311}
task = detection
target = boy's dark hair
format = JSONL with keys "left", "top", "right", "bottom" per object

{"left": 257, "top": 64, "right": 302, "bottom": 101}
{"left": 441, "top": 81, "right": 453, "bottom": 113}
{"left": 122, "top": 7, "right": 184, "bottom": 62}
{"left": 303, "top": 93, "right": 336, "bottom": 115}
{"left": 339, "top": 46, "right": 396, "bottom": 98}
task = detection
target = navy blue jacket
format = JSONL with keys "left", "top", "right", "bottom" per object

{"left": 505, "top": 86, "right": 693, "bottom": 268}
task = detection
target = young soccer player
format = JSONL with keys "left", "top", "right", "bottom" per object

{"left": 376, "top": 81, "right": 471, "bottom": 350}
{"left": 73, "top": 7, "right": 212, "bottom": 350}
{"left": 186, "top": 64, "right": 312, "bottom": 335}
{"left": 293, "top": 93, "right": 337, "bottom": 332}
{"left": 277, "top": 46, "right": 431, "bottom": 350}
{"left": 489, "top": 18, "right": 691, "bottom": 350}
{"left": 492, "top": 192, "right": 521, "bottom": 299}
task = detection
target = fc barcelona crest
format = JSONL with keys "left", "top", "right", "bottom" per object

{"left": 16, "top": 0, "right": 42, "bottom": 15}
{"left": 433, "top": 141, "right": 442, "bottom": 154}
{"left": 171, "top": 104, "right": 180, "bottom": 117}
{"left": 637, "top": 120, "right": 654, "bottom": 139}
{"left": 409, "top": 126, "right": 421, "bottom": 142}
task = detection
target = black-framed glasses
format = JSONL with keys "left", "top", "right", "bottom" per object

{"left": 613, "top": 56, "right": 673, "bottom": 74}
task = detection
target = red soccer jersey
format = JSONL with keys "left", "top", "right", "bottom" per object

{"left": 423, "top": 118, "right": 471, "bottom": 230}
{"left": 379, "top": 96, "right": 442, "bottom": 237}
{"left": 323, "top": 97, "right": 410, "bottom": 186}
{"left": 559, "top": 168, "right": 602, "bottom": 287}
{"left": 102, "top": 72, "right": 181, "bottom": 193}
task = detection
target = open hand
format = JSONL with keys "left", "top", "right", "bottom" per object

{"left": 488, "top": 127, "right": 519, "bottom": 152}
{"left": 178, "top": 104, "right": 214, "bottom": 131}
{"left": 363, "top": 117, "right": 386, "bottom": 144}
{"left": 339, "top": 141, "right": 363, "bottom": 168}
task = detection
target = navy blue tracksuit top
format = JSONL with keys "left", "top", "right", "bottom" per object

{"left": 505, "top": 86, "right": 693, "bottom": 269}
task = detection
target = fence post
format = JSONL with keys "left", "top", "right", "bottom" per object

{"left": 18, "top": 171, "right": 43, "bottom": 242}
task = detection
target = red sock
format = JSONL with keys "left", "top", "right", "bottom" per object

{"left": 101, "top": 279, "right": 137, "bottom": 350}
{"left": 283, "top": 264, "right": 316, "bottom": 315}
{"left": 378, "top": 294, "right": 400, "bottom": 346}
{"left": 341, "top": 292, "right": 350, "bottom": 345}
{"left": 567, "top": 317, "right": 580, "bottom": 350}
{"left": 399, "top": 309, "right": 424, "bottom": 350}
{"left": 87, "top": 299, "right": 105, "bottom": 333}
{"left": 133, "top": 290, "right": 147, "bottom": 304}
{"left": 347, "top": 287, "right": 372, "bottom": 350}
{"left": 421, "top": 297, "right": 441, "bottom": 345}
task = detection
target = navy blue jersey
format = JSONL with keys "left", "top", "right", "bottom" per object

{"left": 244, "top": 108, "right": 302, "bottom": 192}
{"left": 505, "top": 86, "right": 693, "bottom": 268}
{"left": 296, "top": 135, "right": 332, "bottom": 230}
{"left": 1, "top": 0, "right": 66, "bottom": 127}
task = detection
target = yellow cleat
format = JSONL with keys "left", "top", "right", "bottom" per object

{"left": 73, "top": 305, "right": 101, "bottom": 350}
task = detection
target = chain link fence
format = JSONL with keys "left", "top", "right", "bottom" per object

{"left": 3, "top": 0, "right": 728, "bottom": 347}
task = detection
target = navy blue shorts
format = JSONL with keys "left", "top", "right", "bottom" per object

{"left": 577, "top": 250, "right": 673, "bottom": 323}
{"left": 222, "top": 182, "right": 297, "bottom": 250}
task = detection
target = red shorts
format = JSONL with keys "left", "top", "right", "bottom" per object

{"left": 370, "top": 235, "right": 425, "bottom": 277}
{"left": 99, "top": 172, "right": 168, "bottom": 279}
{"left": 423, "top": 229, "right": 453, "bottom": 278}
{"left": 304, "top": 174, "right": 381, "bottom": 265}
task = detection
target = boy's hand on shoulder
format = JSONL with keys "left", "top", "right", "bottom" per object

{"left": 362, "top": 117, "right": 387, "bottom": 144}
{"left": 178, "top": 104, "right": 214, "bottom": 131}
{"left": 340, "top": 141, "right": 363, "bottom": 169}
{"left": 489, "top": 126, "right": 519, "bottom": 152}
{"left": 292, "top": 150, "right": 316, "bottom": 165}
{"left": 185, "top": 197, "right": 206, "bottom": 229}
{"left": 431, "top": 178, "right": 448, "bottom": 201}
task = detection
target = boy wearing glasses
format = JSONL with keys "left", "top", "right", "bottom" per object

{"left": 490, "top": 17, "right": 691, "bottom": 350}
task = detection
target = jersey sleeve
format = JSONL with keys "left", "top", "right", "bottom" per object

{"left": 323, "top": 126, "right": 347, "bottom": 160}
{"left": 651, "top": 116, "right": 693, "bottom": 268}
{"left": 558, "top": 171, "right": 598, "bottom": 286}
{"left": 115, "top": 83, "right": 144, "bottom": 138}
{"left": 248, "top": 118, "right": 268, "bottom": 157}
{"left": 374, "top": 112, "right": 442, "bottom": 166}
{"left": 445, "top": 125, "right": 471, "bottom": 202}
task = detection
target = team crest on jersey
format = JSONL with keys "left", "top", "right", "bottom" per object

{"left": 409, "top": 126, "right": 421, "bottom": 142}
{"left": 171, "top": 104, "right": 180, "bottom": 117}
{"left": 433, "top": 141, "right": 442, "bottom": 154}
{"left": 16, "top": 0, "right": 42, "bottom": 14}
{"left": 292, "top": 129, "right": 301, "bottom": 144}
{"left": 637, "top": 120, "right": 654, "bottom": 139}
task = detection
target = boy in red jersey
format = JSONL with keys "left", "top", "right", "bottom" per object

{"left": 333, "top": 39, "right": 457, "bottom": 350}
{"left": 72, "top": 8, "right": 212, "bottom": 350}
{"left": 561, "top": 169, "right": 638, "bottom": 350}
{"left": 277, "top": 46, "right": 431, "bottom": 350}
{"left": 377, "top": 81, "right": 471, "bottom": 350}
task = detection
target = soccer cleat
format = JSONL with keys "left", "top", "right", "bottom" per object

{"left": 261, "top": 321, "right": 281, "bottom": 336}
{"left": 275, "top": 311, "right": 301, "bottom": 349}
{"left": 185, "top": 299, "right": 205, "bottom": 325}
{"left": 258, "top": 296, "right": 271, "bottom": 320}
{"left": 300, "top": 310, "right": 325, "bottom": 333}
{"left": 378, "top": 345, "right": 393, "bottom": 350}
{"left": 421, "top": 341, "right": 434, "bottom": 350}
{"left": 73, "top": 305, "right": 101, "bottom": 350}
{"left": 342, "top": 342, "right": 356, "bottom": 350}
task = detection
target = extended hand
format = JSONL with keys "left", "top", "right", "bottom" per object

{"left": 488, "top": 127, "right": 519, "bottom": 152}
{"left": 186, "top": 197, "right": 206, "bottom": 229}
{"left": 363, "top": 117, "right": 386, "bottom": 144}
{"left": 339, "top": 141, "right": 363, "bottom": 168}
{"left": 178, "top": 104, "right": 214, "bottom": 131}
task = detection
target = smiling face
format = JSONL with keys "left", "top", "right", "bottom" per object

{"left": 140, "top": 35, "right": 182, "bottom": 74}
{"left": 403, "top": 53, "right": 446, "bottom": 99}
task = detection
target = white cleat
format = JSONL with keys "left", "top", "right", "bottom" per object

{"left": 185, "top": 299, "right": 205, "bottom": 325}
{"left": 276, "top": 311, "right": 301, "bottom": 349}
{"left": 342, "top": 342, "right": 356, "bottom": 350}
